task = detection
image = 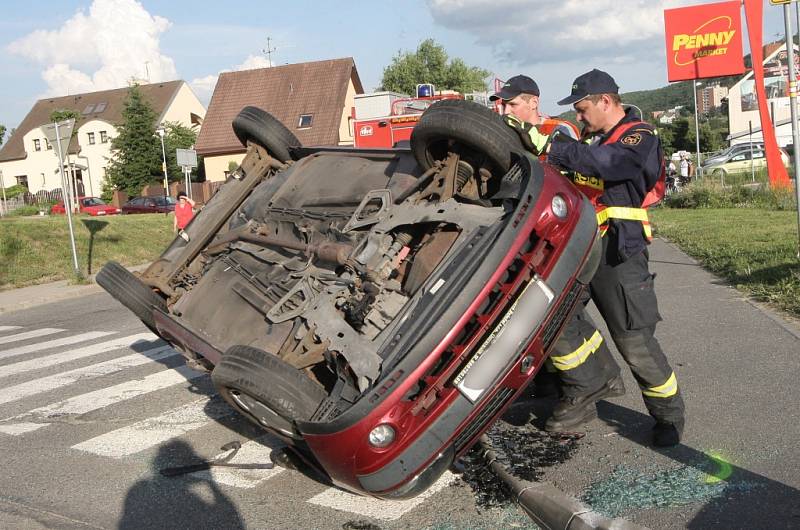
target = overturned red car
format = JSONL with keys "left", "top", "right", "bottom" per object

{"left": 97, "top": 100, "right": 600, "bottom": 499}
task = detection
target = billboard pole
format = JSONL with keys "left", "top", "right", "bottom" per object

{"left": 783, "top": 3, "right": 800, "bottom": 257}
{"left": 53, "top": 121, "right": 80, "bottom": 274}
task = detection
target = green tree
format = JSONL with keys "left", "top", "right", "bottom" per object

{"left": 0, "top": 124, "right": 6, "bottom": 146}
{"left": 104, "top": 84, "right": 163, "bottom": 198}
{"left": 162, "top": 121, "right": 200, "bottom": 182}
{"left": 379, "top": 39, "right": 490, "bottom": 95}
{"left": 49, "top": 109, "right": 80, "bottom": 123}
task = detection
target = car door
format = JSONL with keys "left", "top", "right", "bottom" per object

{"left": 726, "top": 152, "right": 748, "bottom": 173}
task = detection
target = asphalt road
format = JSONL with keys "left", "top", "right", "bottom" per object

{"left": 0, "top": 238, "right": 798, "bottom": 529}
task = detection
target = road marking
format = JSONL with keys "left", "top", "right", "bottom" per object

{"left": 190, "top": 436, "right": 286, "bottom": 488}
{"left": 72, "top": 396, "right": 232, "bottom": 457}
{"left": 0, "top": 328, "right": 64, "bottom": 345}
{"left": 0, "top": 333, "right": 159, "bottom": 379}
{"left": 0, "top": 326, "right": 22, "bottom": 333}
{"left": 0, "top": 331, "right": 114, "bottom": 361}
{"left": 307, "top": 471, "right": 458, "bottom": 520}
{"left": 0, "top": 344, "right": 176, "bottom": 405}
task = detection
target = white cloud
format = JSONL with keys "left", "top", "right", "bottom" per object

{"left": 190, "top": 54, "right": 272, "bottom": 104}
{"left": 427, "top": 0, "right": 696, "bottom": 64}
{"left": 7, "top": 0, "right": 176, "bottom": 96}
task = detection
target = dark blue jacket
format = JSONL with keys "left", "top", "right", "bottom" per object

{"left": 547, "top": 108, "right": 663, "bottom": 261}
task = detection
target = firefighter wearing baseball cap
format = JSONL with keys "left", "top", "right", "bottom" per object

{"left": 492, "top": 75, "right": 623, "bottom": 403}
{"left": 506, "top": 69, "right": 685, "bottom": 447}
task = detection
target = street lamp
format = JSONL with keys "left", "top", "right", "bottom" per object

{"left": 693, "top": 81, "right": 703, "bottom": 178}
{"left": 155, "top": 125, "right": 168, "bottom": 208}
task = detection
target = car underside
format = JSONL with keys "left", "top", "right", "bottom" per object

{"left": 98, "top": 100, "right": 600, "bottom": 498}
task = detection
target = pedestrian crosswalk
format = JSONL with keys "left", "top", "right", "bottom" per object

{"left": 0, "top": 324, "right": 457, "bottom": 522}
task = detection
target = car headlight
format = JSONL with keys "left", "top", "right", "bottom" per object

{"left": 368, "top": 424, "right": 396, "bottom": 448}
{"left": 551, "top": 194, "right": 569, "bottom": 219}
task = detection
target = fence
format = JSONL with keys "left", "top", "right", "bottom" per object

{"left": 0, "top": 189, "right": 63, "bottom": 215}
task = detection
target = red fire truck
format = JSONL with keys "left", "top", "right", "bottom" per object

{"left": 352, "top": 84, "right": 498, "bottom": 148}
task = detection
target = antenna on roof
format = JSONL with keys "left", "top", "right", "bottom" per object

{"left": 262, "top": 37, "right": 276, "bottom": 67}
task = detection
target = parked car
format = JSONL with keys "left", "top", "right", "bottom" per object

{"left": 97, "top": 102, "right": 600, "bottom": 499}
{"left": 50, "top": 196, "right": 120, "bottom": 216}
{"left": 705, "top": 146, "right": 789, "bottom": 178}
{"left": 701, "top": 142, "right": 764, "bottom": 168}
{"left": 121, "top": 196, "right": 176, "bottom": 214}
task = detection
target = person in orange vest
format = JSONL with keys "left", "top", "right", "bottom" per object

{"left": 506, "top": 69, "right": 684, "bottom": 447}
{"left": 173, "top": 191, "right": 196, "bottom": 233}
{"left": 491, "top": 75, "right": 621, "bottom": 402}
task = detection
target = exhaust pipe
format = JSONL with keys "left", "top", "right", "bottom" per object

{"left": 477, "top": 436, "right": 648, "bottom": 530}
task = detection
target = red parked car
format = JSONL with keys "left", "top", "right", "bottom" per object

{"left": 97, "top": 102, "right": 600, "bottom": 499}
{"left": 51, "top": 196, "right": 121, "bottom": 216}
{"left": 121, "top": 196, "right": 176, "bottom": 214}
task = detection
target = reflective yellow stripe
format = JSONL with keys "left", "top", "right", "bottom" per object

{"left": 596, "top": 207, "right": 652, "bottom": 241}
{"left": 642, "top": 372, "right": 678, "bottom": 398}
{"left": 550, "top": 330, "right": 603, "bottom": 371}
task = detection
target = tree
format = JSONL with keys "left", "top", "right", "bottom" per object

{"left": 379, "top": 39, "right": 490, "bottom": 95}
{"left": 104, "top": 84, "right": 163, "bottom": 198}
{"left": 0, "top": 124, "right": 5, "bottom": 147}
{"left": 162, "top": 121, "right": 200, "bottom": 182}
{"left": 49, "top": 109, "right": 80, "bottom": 123}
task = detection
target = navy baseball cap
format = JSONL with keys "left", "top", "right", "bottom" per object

{"left": 490, "top": 75, "right": 540, "bottom": 101}
{"left": 557, "top": 69, "right": 619, "bottom": 105}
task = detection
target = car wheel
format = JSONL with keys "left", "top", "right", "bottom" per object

{"left": 410, "top": 99, "right": 524, "bottom": 176}
{"left": 96, "top": 261, "right": 167, "bottom": 333}
{"left": 232, "top": 106, "right": 301, "bottom": 162}
{"left": 212, "top": 345, "right": 326, "bottom": 440}
{"left": 712, "top": 169, "right": 727, "bottom": 179}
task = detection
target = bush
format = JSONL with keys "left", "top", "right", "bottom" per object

{"left": 7, "top": 205, "right": 44, "bottom": 217}
{"left": 2, "top": 185, "right": 28, "bottom": 199}
{"left": 663, "top": 182, "right": 797, "bottom": 210}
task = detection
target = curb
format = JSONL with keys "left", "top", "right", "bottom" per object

{"left": 0, "top": 263, "right": 150, "bottom": 315}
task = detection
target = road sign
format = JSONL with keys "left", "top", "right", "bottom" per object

{"left": 176, "top": 148, "right": 197, "bottom": 168}
{"left": 40, "top": 119, "right": 75, "bottom": 163}
{"left": 770, "top": 0, "right": 796, "bottom": 5}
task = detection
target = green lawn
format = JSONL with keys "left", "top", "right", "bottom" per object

{"left": 0, "top": 214, "right": 175, "bottom": 290}
{"left": 651, "top": 207, "right": 800, "bottom": 317}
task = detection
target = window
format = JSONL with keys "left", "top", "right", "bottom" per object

{"left": 298, "top": 114, "right": 313, "bottom": 129}
{"left": 82, "top": 104, "right": 96, "bottom": 115}
{"left": 94, "top": 102, "right": 107, "bottom": 113}
{"left": 45, "top": 139, "right": 52, "bottom": 150}
{"left": 16, "top": 176, "right": 28, "bottom": 190}
{"left": 87, "top": 132, "right": 95, "bottom": 145}
{"left": 33, "top": 139, "right": 41, "bottom": 152}
{"left": 100, "top": 131, "right": 108, "bottom": 143}
{"left": 731, "top": 153, "right": 746, "bottom": 162}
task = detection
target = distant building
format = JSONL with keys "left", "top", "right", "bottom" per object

{"left": 0, "top": 81, "right": 205, "bottom": 195}
{"left": 696, "top": 84, "right": 728, "bottom": 114}
{"left": 657, "top": 105, "right": 685, "bottom": 125}
{"left": 195, "top": 58, "right": 363, "bottom": 181}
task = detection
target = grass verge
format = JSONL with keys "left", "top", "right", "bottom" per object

{"left": 651, "top": 207, "right": 800, "bottom": 318}
{"left": 0, "top": 214, "right": 174, "bottom": 290}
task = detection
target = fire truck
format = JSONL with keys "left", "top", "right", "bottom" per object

{"left": 352, "top": 84, "right": 499, "bottom": 148}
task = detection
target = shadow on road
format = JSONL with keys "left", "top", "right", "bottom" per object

{"left": 596, "top": 401, "right": 800, "bottom": 529}
{"left": 118, "top": 439, "right": 245, "bottom": 530}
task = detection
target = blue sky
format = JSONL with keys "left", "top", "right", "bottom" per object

{"left": 0, "top": 0, "right": 792, "bottom": 133}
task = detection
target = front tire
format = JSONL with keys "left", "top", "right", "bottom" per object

{"left": 212, "top": 345, "right": 326, "bottom": 440}
{"left": 232, "top": 106, "right": 301, "bottom": 162}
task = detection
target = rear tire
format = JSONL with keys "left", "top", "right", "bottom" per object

{"left": 96, "top": 261, "right": 166, "bottom": 332}
{"left": 410, "top": 99, "right": 524, "bottom": 175}
{"left": 232, "top": 106, "right": 301, "bottom": 162}
{"left": 212, "top": 345, "right": 326, "bottom": 440}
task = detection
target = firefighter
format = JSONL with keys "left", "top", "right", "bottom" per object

{"left": 492, "top": 75, "right": 624, "bottom": 405}
{"left": 506, "top": 69, "right": 685, "bottom": 447}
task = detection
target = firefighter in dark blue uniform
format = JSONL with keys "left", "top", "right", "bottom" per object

{"left": 506, "top": 69, "right": 685, "bottom": 447}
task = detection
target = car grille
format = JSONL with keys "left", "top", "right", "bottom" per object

{"left": 541, "top": 280, "right": 584, "bottom": 352}
{"left": 453, "top": 386, "right": 515, "bottom": 452}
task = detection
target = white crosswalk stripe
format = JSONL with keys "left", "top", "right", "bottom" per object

{"left": 0, "top": 333, "right": 158, "bottom": 379}
{"left": 0, "top": 325, "right": 455, "bottom": 520}
{"left": 0, "top": 327, "right": 64, "bottom": 345}
{"left": 72, "top": 396, "right": 232, "bottom": 457}
{"left": 0, "top": 330, "right": 114, "bottom": 361}
{"left": 0, "top": 343, "right": 176, "bottom": 405}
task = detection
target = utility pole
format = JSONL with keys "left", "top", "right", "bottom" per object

{"left": 783, "top": 3, "right": 800, "bottom": 257}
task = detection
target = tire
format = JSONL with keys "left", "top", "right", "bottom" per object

{"left": 232, "top": 106, "right": 301, "bottom": 162}
{"left": 96, "top": 261, "right": 166, "bottom": 332}
{"left": 212, "top": 345, "right": 327, "bottom": 440}
{"left": 410, "top": 99, "right": 524, "bottom": 175}
{"left": 712, "top": 169, "right": 726, "bottom": 180}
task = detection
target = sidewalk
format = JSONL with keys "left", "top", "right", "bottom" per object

{"left": 0, "top": 263, "right": 149, "bottom": 314}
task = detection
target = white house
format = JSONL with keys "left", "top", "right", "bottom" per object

{"left": 0, "top": 80, "right": 205, "bottom": 195}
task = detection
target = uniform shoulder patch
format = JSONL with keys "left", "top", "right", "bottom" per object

{"left": 621, "top": 133, "right": 642, "bottom": 146}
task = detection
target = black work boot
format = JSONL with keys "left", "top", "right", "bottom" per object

{"left": 652, "top": 421, "right": 684, "bottom": 447}
{"left": 544, "top": 375, "right": 626, "bottom": 432}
